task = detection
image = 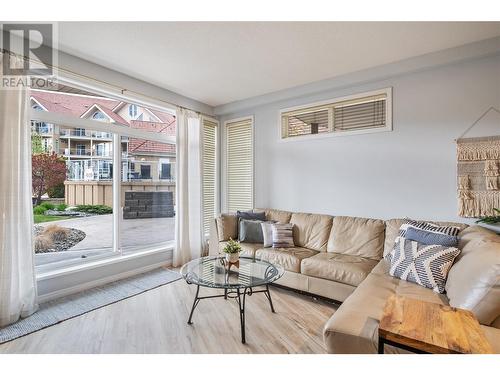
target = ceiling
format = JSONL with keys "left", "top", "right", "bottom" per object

{"left": 57, "top": 22, "right": 500, "bottom": 107}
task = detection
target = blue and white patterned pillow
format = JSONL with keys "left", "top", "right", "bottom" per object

{"left": 388, "top": 237, "right": 460, "bottom": 293}
{"left": 398, "top": 218, "right": 460, "bottom": 237}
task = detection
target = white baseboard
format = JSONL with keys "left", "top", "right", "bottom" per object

{"left": 37, "top": 259, "right": 173, "bottom": 303}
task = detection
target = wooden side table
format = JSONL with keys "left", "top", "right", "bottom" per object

{"left": 378, "top": 295, "right": 494, "bottom": 354}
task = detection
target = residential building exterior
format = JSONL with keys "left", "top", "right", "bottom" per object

{"left": 30, "top": 89, "right": 176, "bottom": 184}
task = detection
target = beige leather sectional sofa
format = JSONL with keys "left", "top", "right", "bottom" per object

{"left": 209, "top": 208, "right": 500, "bottom": 354}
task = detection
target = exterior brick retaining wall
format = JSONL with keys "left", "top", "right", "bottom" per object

{"left": 123, "top": 191, "right": 174, "bottom": 219}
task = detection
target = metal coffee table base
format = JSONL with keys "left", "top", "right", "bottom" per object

{"left": 187, "top": 284, "right": 276, "bottom": 344}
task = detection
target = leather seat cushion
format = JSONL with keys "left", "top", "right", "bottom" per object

{"left": 255, "top": 247, "right": 318, "bottom": 273}
{"left": 327, "top": 216, "right": 385, "bottom": 260}
{"left": 290, "top": 212, "right": 333, "bottom": 252}
{"left": 301, "top": 253, "right": 378, "bottom": 287}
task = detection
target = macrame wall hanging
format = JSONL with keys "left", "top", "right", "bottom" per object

{"left": 456, "top": 107, "right": 500, "bottom": 218}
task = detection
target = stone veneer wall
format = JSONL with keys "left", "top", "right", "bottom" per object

{"left": 123, "top": 191, "right": 175, "bottom": 219}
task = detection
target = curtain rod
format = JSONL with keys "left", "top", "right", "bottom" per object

{"left": 1, "top": 48, "right": 212, "bottom": 117}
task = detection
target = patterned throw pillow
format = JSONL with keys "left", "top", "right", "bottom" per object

{"left": 272, "top": 223, "right": 294, "bottom": 248}
{"left": 398, "top": 218, "right": 461, "bottom": 237}
{"left": 388, "top": 237, "right": 461, "bottom": 293}
{"left": 386, "top": 219, "right": 462, "bottom": 262}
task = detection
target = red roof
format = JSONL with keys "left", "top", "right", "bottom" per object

{"left": 30, "top": 90, "right": 120, "bottom": 118}
{"left": 29, "top": 89, "right": 177, "bottom": 156}
{"left": 129, "top": 120, "right": 176, "bottom": 155}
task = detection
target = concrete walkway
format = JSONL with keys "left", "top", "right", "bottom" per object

{"left": 35, "top": 214, "right": 175, "bottom": 267}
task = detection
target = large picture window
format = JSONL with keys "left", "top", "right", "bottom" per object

{"left": 30, "top": 84, "right": 176, "bottom": 273}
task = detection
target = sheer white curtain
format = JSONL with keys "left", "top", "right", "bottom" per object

{"left": 174, "top": 108, "right": 203, "bottom": 266}
{"left": 0, "top": 53, "right": 38, "bottom": 327}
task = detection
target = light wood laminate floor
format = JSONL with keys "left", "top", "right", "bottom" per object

{"left": 0, "top": 276, "right": 337, "bottom": 354}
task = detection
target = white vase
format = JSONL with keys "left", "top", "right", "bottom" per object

{"left": 225, "top": 252, "right": 239, "bottom": 263}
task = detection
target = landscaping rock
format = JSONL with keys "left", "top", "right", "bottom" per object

{"left": 34, "top": 225, "right": 86, "bottom": 253}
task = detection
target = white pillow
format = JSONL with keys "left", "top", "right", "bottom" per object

{"left": 261, "top": 221, "right": 274, "bottom": 248}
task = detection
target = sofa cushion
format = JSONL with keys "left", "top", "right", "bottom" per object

{"left": 218, "top": 241, "right": 262, "bottom": 258}
{"left": 255, "top": 247, "right": 318, "bottom": 273}
{"left": 215, "top": 214, "right": 238, "bottom": 241}
{"left": 458, "top": 225, "right": 500, "bottom": 260}
{"left": 327, "top": 216, "right": 385, "bottom": 260}
{"left": 290, "top": 212, "right": 333, "bottom": 252}
{"left": 323, "top": 259, "right": 448, "bottom": 354}
{"left": 301, "top": 253, "right": 378, "bottom": 287}
{"left": 446, "top": 238, "right": 500, "bottom": 326}
{"left": 256, "top": 208, "right": 292, "bottom": 223}
{"left": 384, "top": 218, "right": 467, "bottom": 258}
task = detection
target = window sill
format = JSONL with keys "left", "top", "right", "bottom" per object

{"left": 36, "top": 243, "right": 174, "bottom": 281}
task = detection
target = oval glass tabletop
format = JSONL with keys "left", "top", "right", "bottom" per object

{"left": 180, "top": 256, "right": 284, "bottom": 289}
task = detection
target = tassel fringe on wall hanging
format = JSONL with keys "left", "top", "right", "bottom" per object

{"left": 456, "top": 107, "right": 500, "bottom": 218}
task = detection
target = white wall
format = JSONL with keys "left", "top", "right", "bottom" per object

{"left": 218, "top": 55, "right": 500, "bottom": 224}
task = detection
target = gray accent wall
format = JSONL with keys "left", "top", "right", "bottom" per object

{"left": 218, "top": 54, "right": 500, "bottom": 225}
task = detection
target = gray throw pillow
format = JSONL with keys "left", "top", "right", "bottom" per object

{"left": 238, "top": 219, "right": 264, "bottom": 243}
{"left": 405, "top": 227, "right": 458, "bottom": 247}
{"left": 388, "top": 237, "right": 460, "bottom": 293}
{"left": 237, "top": 210, "right": 266, "bottom": 221}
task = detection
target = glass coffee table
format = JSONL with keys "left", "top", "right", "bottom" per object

{"left": 180, "top": 256, "right": 284, "bottom": 343}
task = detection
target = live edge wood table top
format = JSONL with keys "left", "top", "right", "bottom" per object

{"left": 378, "top": 295, "right": 494, "bottom": 354}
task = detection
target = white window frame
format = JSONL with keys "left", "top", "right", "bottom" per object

{"left": 200, "top": 116, "right": 220, "bottom": 238}
{"left": 278, "top": 87, "right": 392, "bottom": 142}
{"left": 30, "top": 75, "right": 177, "bottom": 290}
{"left": 223, "top": 115, "right": 254, "bottom": 213}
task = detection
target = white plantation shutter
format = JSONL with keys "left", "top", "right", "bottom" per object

{"left": 202, "top": 118, "right": 218, "bottom": 236}
{"left": 226, "top": 117, "right": 253, "bottom": 212}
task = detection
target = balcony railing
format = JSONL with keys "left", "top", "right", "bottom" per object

{"left": 60, "top": 129, "right": 112, "bottom": 139}
{"left": 64, "top": 148, "right": 92, "bottom": 156}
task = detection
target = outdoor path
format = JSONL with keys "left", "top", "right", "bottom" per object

{"left": 35, "top": 214, "right": 175, "bottom": 267}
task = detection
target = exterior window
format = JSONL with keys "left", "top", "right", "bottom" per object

{"left": 140, "top": 164, "right": 151, "bottom": 179}
{"left": 225, "top": 117, "right": 253, "bottom": 212}
{"left": 160, "top": 163, "right": 171, "bottom": 180}
{"left": 92, "top": 111, "right": 106, "bottom": 121}
{"left": 129, "top": 104, "right": 138, "bottom": 118}
{"left": 202, "top": 118, "right": 218, "bottom": 236}
{"left": 280, "top": 88, "right": 392, "bottom": 140}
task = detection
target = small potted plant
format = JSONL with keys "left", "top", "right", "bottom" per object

{"left": 222, "top": 238, "right": 242, "bottom": 263}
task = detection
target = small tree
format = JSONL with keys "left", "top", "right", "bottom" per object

{"left": 31, "top": 130, "right": 44, "bottom": 154}
{"left": 32, "top": 152, "right": 67, "bottom": 206}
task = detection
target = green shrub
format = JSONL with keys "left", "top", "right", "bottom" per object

{"left": 40, "top": 202, "right": 55, "bottom": 210}
{"left": 33, "top": 205, "right": 48, "bottom": 215}
{"left": 47, "top": 183, "right": 65, "bottom": 198}
{"left": 56, "top": 203, "right": 68, "bottom": 211}
{"left": 76, "top": 205, "right": 113, "bottom": 215}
